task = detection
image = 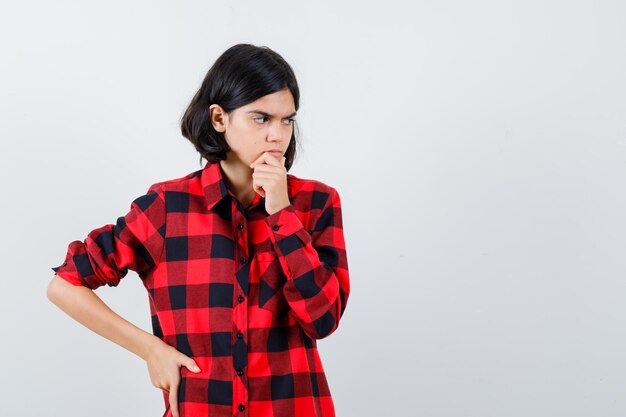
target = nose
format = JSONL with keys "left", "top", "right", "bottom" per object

{"left": 267, "top": 122, "right": 289, "bottom": 144}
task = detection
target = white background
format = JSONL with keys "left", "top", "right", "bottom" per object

{"left": 1, "top": 1, "right": 626, "bottom": 416}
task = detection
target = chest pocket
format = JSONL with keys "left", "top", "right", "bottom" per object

{"left": 254, "top": 251, "right": 289, "bottom": 315}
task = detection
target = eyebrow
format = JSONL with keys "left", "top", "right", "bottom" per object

{"left": 246, "top": 110, "right": 297, "bottom": 118}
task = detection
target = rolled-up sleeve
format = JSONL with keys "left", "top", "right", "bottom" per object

{"left": 264, "top": 186, "right": 350, "bottom": 339}
{"left": 51, "top": 183, "right": 166, "bottom": 290}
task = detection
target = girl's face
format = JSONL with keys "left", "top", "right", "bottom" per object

{"left": 210, "top": 88, "right": 296, "bottom": 169}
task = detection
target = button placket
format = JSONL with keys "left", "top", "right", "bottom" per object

{"left": 232, "top": 213, "right": 249, "bottom": 413}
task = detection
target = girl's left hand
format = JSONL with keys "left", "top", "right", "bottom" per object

{"left": 250, "top": 152, "right": 291, "bottom": 215}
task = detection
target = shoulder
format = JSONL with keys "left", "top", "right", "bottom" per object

{"left": 287, "top": 172, "right": 335, "bottom": 193}
{"left": 287, "top": 173, "right": 339, "bottom": 210}
{"left": 146, "top": 167, "right": 204, "bottom": 194}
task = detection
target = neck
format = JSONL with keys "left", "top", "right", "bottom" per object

{"left": 219, "top": 159, "right": 255, "bottom": 205}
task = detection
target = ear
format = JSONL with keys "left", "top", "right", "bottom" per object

{"left": 208, "top": 104, "right": 228, "bottom": 132}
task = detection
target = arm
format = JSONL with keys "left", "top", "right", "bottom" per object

{"left": 47, "top": 184, "right": 199, "bottom": 417}
{"left": 46, "top": 275, "right": 161, "bottom": 360}
{"left": 47, "top": 183, "right": 167, "bottom": 353}
{"left": 46, "top": 275, "right": 199, "bottom": 417}
{"left": 50, "top": 184, "right": 166, "bottom": 289}
{"left": 264, "top": 186, "right": 350, "bottom": 340}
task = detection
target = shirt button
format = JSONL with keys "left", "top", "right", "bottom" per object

{"left": 239, "top": 404, "right": 245, "bottom": 411}
{"left": 240, "top": 256, "right": 247, "bottom": 264}
{"left": 237, "top": 369, "right": 244, "bottom": 376}
{"left": 237, "top": 332, "right": 243, "bottom": 339}
{"left": 238, "top": 295, "right": 245, "bottom": 303}
{"left": 238, "top": 223, "right": 244, "bottom": 230}
{"left": 273, "top": 225, "right": 280, "bottom": 231}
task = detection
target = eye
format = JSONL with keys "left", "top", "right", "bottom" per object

{"left": 253, "top": 116, "right": 296, "bottom": 125}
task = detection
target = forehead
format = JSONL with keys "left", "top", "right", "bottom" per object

{"left": 240, "top": 89, "right": 296, "bottom": 116}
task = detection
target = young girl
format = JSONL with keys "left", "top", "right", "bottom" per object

{"left": 47, "top": 43, "right": 350, "bottom": 417}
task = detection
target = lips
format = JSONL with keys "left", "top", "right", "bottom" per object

{"left": 266, "top": 150, "right": 283, "bottom": 156}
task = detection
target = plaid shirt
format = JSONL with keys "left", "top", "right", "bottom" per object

{"left": 51, "top": 160, "right": 350, "bottom": 417}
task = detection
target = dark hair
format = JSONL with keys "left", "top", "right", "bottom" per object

{"left": 180, "top": 44, "right": 301, "bottom": 171}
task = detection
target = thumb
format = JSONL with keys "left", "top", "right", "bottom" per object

{"left": 183, "top": 358, "right": 201, "bottom": 373}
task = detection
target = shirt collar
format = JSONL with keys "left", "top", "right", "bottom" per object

{"left": 201, "top": 160, "right": 264, "bottom": 211}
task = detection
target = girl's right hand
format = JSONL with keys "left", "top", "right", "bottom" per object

{"left": 145, "top": 339, "right": 201, "bottom": 417}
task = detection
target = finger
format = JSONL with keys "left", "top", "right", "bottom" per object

{"left": 252, "top": 170, "right": 287, "bottom": 187}
{"left": 252, "top": 178, "right": 266, "bottom": 197}
{"left": 252, "top": 171, "right": 285, "bottom": 188}
{"left": 249, "top": 163, "right": 285, "bottom": 173}
{"left": 169, "top": 381, "right": 180, "bottom": 417}
{"left": 250, "top": 152, "right": 282, "bottom": 169}
{"left": 250, "top": 163, "right": 287, "bottom": 183}
{"left": 184, "top": 359, "right": 201, "bottom": 373}
{"left": 249, "top": 152, "right": 265, "bottom": 168}
{"left": 252, "top": 170, "right": 281, "bottom": 179}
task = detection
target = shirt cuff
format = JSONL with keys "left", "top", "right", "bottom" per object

{"left": 51, "top": 257, "right": 86, "bottom": 288}
{"left": 264, "top": 204, "right": 315, "bottom": 277}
